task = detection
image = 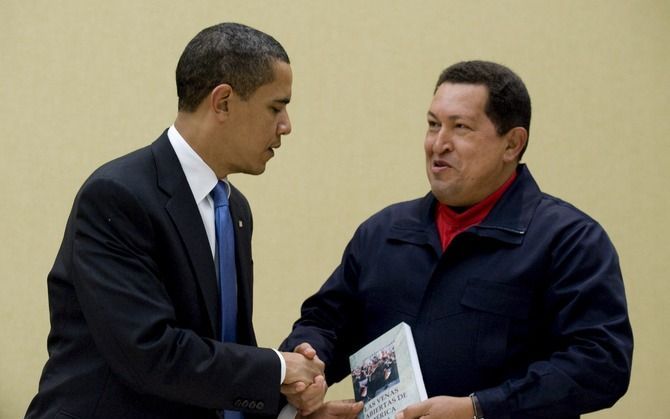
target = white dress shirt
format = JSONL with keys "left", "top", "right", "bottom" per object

{"left": 167, "top": 125, "right": 286, "bottom": 385}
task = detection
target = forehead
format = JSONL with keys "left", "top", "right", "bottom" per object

{"left": 429, "top": 83, "right": 489, "bottom": 118}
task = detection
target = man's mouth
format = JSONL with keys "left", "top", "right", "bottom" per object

{"left": 431, "top": 159, "right": 452, "bottom": 173}
{"left": 268, "top": 143, "right": 281, "bottom": 156}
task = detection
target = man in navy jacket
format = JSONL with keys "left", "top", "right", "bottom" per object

{"left": 282, "top": 61, "right": 633, "bottom": 419}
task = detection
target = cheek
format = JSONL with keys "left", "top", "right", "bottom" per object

{"left": 463, "top": 153, "right": 497, "bottom": 180}
{"left": 270, "top": 120, "right": 282, "bottom": 136}
{"left": 424, "top": 136, "right": 433, "bottom": 155}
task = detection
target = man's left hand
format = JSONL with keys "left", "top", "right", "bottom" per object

{"left": 395, "top": 396, "right": 473, "bottom": 419}
{"left": 282, "top": 374, "right": 327, "bottom": 416}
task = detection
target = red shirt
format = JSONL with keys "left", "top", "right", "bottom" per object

{"left": 435, "top": 171, "right": 518, "bottom": 251}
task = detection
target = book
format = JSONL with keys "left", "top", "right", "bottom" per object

{"left": 349, "top": 322, "right": 427, "bottom": 419}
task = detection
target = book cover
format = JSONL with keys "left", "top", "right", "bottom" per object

{"left": 349, "top": 322, "right": 427, "bottom": 419}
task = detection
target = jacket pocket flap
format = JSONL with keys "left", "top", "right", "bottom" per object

{"left": 461, "top": 279, "right": 532, "bottom": 319}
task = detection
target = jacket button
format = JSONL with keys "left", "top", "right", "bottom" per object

{"left": 234, "top": 400, "right": 242, "bottom": 408}
{"left": 249, "top": 401, "right": 256, "bottom": 409}
{"left": 256, "top": 401, "right": 264, "bottom": 410}
{"left": 241, "top": 400, "right": 249, "bottom": 408}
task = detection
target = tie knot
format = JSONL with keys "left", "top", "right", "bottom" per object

{"left": 211, "top": 181, "right": 230, "bottom": 208}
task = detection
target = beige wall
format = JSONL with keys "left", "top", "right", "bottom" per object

{"left": 2, "top": 1, "right": 668, "bottom": 417}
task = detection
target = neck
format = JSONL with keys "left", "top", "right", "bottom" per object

{"left": 174, "top": 111, "right": 206, "bottom": 148}
{"left": 174, "top": 112, "right": 230, "bottom": 178}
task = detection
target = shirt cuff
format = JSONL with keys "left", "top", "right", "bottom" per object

{"left": 272, "top": 348, "right": 286, "bottom": 384}
{"left": 277, "top": 403, "right": 297, "bottom": 419}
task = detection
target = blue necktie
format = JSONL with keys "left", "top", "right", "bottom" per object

{"left": 211, "top": 181, "right": 238, "bottom": 343}
{"left": 211, "top": 182, "right": 243, "bottom": 419}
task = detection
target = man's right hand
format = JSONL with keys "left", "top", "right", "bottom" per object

{"left": 281, "top": 342, "right": 327, "bottom": 415}
{"left": 298, "top": 400, "right": 364, "bottom": 419}
{"left": 281, "top": 349, "right": 325, "bottom": 385}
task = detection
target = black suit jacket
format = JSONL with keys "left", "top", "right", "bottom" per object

{"left": 26, "top": 131, "right": 281, "bottom": 419}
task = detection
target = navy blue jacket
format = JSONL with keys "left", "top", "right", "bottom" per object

{"left": 282, "top": 165, "right": 632, "bottom": 419}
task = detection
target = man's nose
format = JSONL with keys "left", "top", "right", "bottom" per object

{"left": 278, "top": 112, "right": 291, "bottom": 135}
{"left": 432, "top": 129, "right": 452, "bottom": 153}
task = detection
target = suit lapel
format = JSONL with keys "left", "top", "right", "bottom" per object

{"left": 151, "top": 132, "right": 220, "bottom": 337}
{"left": 228, "top": 187, "right": 255, "bottom": 345}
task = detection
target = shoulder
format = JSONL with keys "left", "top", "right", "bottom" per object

{"left": 535, "top": 192, "right": 600, "bottom": 229}
{"left": 82, "top": 146, "right": 156, "bottom": 193}
{"left": 531, "top": 192, "right": 617, "bottom": 257}
{"left": 90, "top": 144, "right": 156, "bottom": 186}
{"left": 517, "top": 165, "right": 602, "bottom": 232}
{"left": 72, "top": 144, "right": 162, "bottom": 218}
{"left": 364, "top": 195, "right": 428, "bottom": 224}
{"left": 84, "top": 131, "right": 175, "bottom": 192}
{"left": 228, "top": 182, "right": 251, "bottom": 213}
{"left": 352, "top": 194, "right": 432, "bottom": 239}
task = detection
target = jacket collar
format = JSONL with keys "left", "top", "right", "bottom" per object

{"left": 472, "top": 164, "right": 542, "bottom": 243}
{"left": 388, "top": 164, "right": 542, "bottom": 251}
{"left": 388, "top": 194, "right": 442, "bottom": 255}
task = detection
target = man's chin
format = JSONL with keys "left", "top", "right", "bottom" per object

{"left": 244, "top": 165, "right": 267, "bottom": 176}
{"left": 429, "top": 183, "right": 458, "bottom": 205}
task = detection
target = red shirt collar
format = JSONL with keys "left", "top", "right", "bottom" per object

{"left": 436, "top": 171, "right": 518, "bottom": 251}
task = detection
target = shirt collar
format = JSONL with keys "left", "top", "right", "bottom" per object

{"left": 167, "top": 125, "right": 229, "bottom": 202}
{"left": 437, "top": 170, "right": 518, "bottom": 226}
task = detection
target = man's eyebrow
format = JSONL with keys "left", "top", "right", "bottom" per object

{"left": 427, "top": 111, "right": 471, "bottom": 121}
{"left": 274, "top": 97, "right": 291, "bottom": 105}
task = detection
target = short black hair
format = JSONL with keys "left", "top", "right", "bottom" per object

{"left": 435, "top": 60, "right": 531, "bottom": 158}
{"left": 176, "top": 22, "right": 290, "bottom": 111}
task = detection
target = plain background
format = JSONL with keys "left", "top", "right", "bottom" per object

{"left": 2, "top": 1, "right": 668, "bottom": 418}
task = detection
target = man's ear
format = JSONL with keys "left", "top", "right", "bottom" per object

{"left": 210, "top": 84, "right": 233, "bottom": 118}
{"left": 503, "top": 127, "right": 528, "bottom": 162}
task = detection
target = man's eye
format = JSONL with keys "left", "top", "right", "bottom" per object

{"left": 427, "top": 120, "right": 440, "bottom": 129}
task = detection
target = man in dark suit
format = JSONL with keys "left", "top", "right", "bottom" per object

{"left": 281, "top": 61, "right": 632, "bottom": 418}
{"left": 25, "top": 22, "right": 328, "bottom": 419}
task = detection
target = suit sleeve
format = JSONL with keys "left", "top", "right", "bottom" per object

{"left": 280, "top": 228, "right": 366, "bottom": 385}
{"left": 476, "top": 221, "right": 633, "bottom": 418}
{"left": 72, "top": 177, "right": 281, "bottom": 412}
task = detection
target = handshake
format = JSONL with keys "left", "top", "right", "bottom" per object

{"left": 281, "top": 343, "right": 363, "bottom": 419}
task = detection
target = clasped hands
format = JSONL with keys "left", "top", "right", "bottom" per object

{"left": 281, "top": 343, "right": 362, "bottom": 419}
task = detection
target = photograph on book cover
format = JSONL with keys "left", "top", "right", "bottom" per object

{"left": 351, "top": 344, "right": 400, "bottom": 402}
{"left": 349, "top": 323, "right": 427, "bottom": 419}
